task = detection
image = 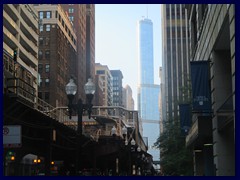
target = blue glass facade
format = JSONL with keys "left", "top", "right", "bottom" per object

{"left": 137, "top": 18, "right": 154, "bottom": 85}
{"left": 137, "top": 18, "right": 160, "bottom": 162}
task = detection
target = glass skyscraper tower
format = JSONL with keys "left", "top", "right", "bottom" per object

{"left": 137, "top": 17, "right": 160, "bottom": 163}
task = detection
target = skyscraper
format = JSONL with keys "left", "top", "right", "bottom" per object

{"left": 61, "top": 4, "right": 95, "bottom": 102}
{"left": 137, "top": 17, "right": 160, "bottom": 164}
{"left": 161, "top": 4, "right": 190, "bottom": 123}
{"left": 95, "top": 63, "right": 113, "bottom": 106}
{"left": 185, "top": 4, "right": 235, "bottom": 176}
{"left": 34, "top": 4, "right": 77, "bottom": 107}
{"left": 3, "top": 4, "right": 39, "bottom": 96}
{"left": 122, "top": 85, "right": 135, "bottom": 111}
{"left": 110, "top": 70, "right": 123, "bottom": 107}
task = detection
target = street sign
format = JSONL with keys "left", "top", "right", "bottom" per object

{"left": 3, "top": 125, "right": 22, "bottom": 148}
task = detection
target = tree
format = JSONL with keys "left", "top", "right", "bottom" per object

{"left": 154, "top": 120, "right": 193, "bottom": 176}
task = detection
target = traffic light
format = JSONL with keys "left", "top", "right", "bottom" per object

{"left": 13, "top": 49, "right": 17, "bottom": 62}
{"left": 10, "top": 156, "right": 15, "bottom": 161}
{"left": 6, "top": 151, "right": 15, "bottom": 161}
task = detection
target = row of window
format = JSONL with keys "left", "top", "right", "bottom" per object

{"left": 39, "top": 79, "right": 69, "bottom": 100}
{"left": 38, "top": 64, "right": 50, "bottom": 73}
{"left": 113, "top": 82, "right": 119, "bottom": 86}
{"left": 113, "top": 87, "right": 119, "bottom": 91}
{"left": 58, "top": 13, "right": 76, "bottom": 45}
{"left": 39, "top": 37, "right": 50, "bottom": 46}
{"left": 113, "top": 97, "right": 120, "bottom": 101}
{"left": 39, "top": 78, "right": 50, "bottom": 87}
{"left": 113, "top": 92, "right": 120, "bottom": 96}
{"left": 39, "top": 11, "right": 52, "bottom": 19}
{"left": 97, "top": 70, "right": 105, "bottom": 74}
{"left": 69, "top": 8, "right": 74, "bottom": 13}
{"left": 39, "top": 24, "right": 51, "bottom": 32}
{"left": 112, "top": 76, "right": 119, "bottom": 80}
{"left": 38, "top": 10, "right": 76, "bottom": 45}
{"left": 38, "top": 50, "right": 50, "bottom": 60}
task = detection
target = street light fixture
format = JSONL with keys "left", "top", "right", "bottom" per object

{"left": 122, "top": 126, "right": 127, "bottom": 140}
{"left": 65, "top": 77, "right": 95, "bottom": 175}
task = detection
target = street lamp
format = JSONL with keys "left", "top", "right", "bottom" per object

{"left": 122, "top": 126, "right": 127, "bottom": 142}
{"left": 65, "top": 77, "right": 95, "bottom": 132}
{"left": 65, "top": 77, "right": 95, "bottom": 175}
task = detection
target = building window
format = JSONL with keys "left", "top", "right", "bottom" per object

{"left": 45, "top": 50, "right": 50, "bottom": 59}
{"left": 46, "top": 11, "right": 51, "bottom": 18}
{"left": 45, "top": 78, "right": 50, "bottom": 86}
{"left": 46, "top": 24, "right": 51, "bottom": 31}
{"left": 39, "top": 37, "right": 43, "bottom": 45}
{"left": 38, "top": 64, "right": 43, "bottom": 73}
{"left": 69, "top": 8, "right": 74, "bottom": 13}
{"left": 69, "top": 16, "right": 74, "bottom": 22}
{"left": 38, "top": 50, "right": 43, "bottom": 60}
{"left": 45, "top": 64, "right": 50, "bottom": 72}
{"left": 39, "top": 12, "right": 43, "bottom": 19}
{"left": 97, "top": 70, "right": 105, "bottom": 74}
{"left": 39, "top": 78, "right": 43, "bottom": 87}
{"left": 39, "top": 25, "right": 43, "bottom": 32}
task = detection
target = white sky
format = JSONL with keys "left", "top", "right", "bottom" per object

{"left": 95, "top": 4, "right": 162, "bottom": 110}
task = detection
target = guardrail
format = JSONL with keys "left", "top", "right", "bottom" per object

{"left": 5, "top": 79, "right": 147, "bottom": 150}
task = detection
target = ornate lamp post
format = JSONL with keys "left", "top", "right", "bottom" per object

{"left": 122, "top": 126, "right": 127, "bottom": 142}
{"left": 65, "top": 77, "right": 95, "bottom": 175}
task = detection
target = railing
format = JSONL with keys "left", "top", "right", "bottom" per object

{"left": 4, "top": 76, "right": 142, "bottom": 142}
{"left": 5, "top": 79, "right": 140, "bottom": 132}
{"left": 92, "top": 106, "right": 138, "bottom": 128}
{"left": 36, "top": 98, "right": 69, "bottom": 124}
{"left": 5, "top": 78, "right": 70, "bottom": 128}
{"left": 5, "top": 80, "right": 146, "bottom": 148}
{"left": 6, "top": 78, "right": 35, "bottom": 103}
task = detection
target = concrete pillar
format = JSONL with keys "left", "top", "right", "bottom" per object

{"left": 203, "top": 145, "right": 214, "bottom": 176}
{"left": 213, "top": 124, "right": 235, "bottom": 176}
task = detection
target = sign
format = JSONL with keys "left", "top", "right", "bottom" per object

{"left": 179, "top": 104, "right": 191, "bottom": 136}
{"left": 3, "top": 125, "right": 22, "bottom": 148}
{"left": 190, "top": 61, "right": 212, "bottom": 113}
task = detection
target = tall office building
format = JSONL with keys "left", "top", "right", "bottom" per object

{"left": 61, "top": 4, "right": 95, "bottom": 101}
{"left": 86, "top": 4, "right": 95, "bottom": 81}
{"left": 185, "top": 4, "right": 235, "bottom": 176}
{"left": 110, "top": 70, "right": 123, "bottom": 107}
{"left": 161, "top": 4, "right": 190, "bottom": 124}
{"left": 3, "top": 4, "right": 39, "bottom": 96}
{"left": 137, "top": 17, "right": 160, "bottom": 163}
{"left": 95, "top": 63, "right": 113, "bottom": 106}
{"left": 122, "top": 85, "right": 135, "bottom": 110}
{"left": 34, "top": 4, "right": 77, "bottom": 107}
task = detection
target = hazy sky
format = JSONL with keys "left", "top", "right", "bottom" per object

{"left": 95, "top": 4, "right": 162, "bottom": 109}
